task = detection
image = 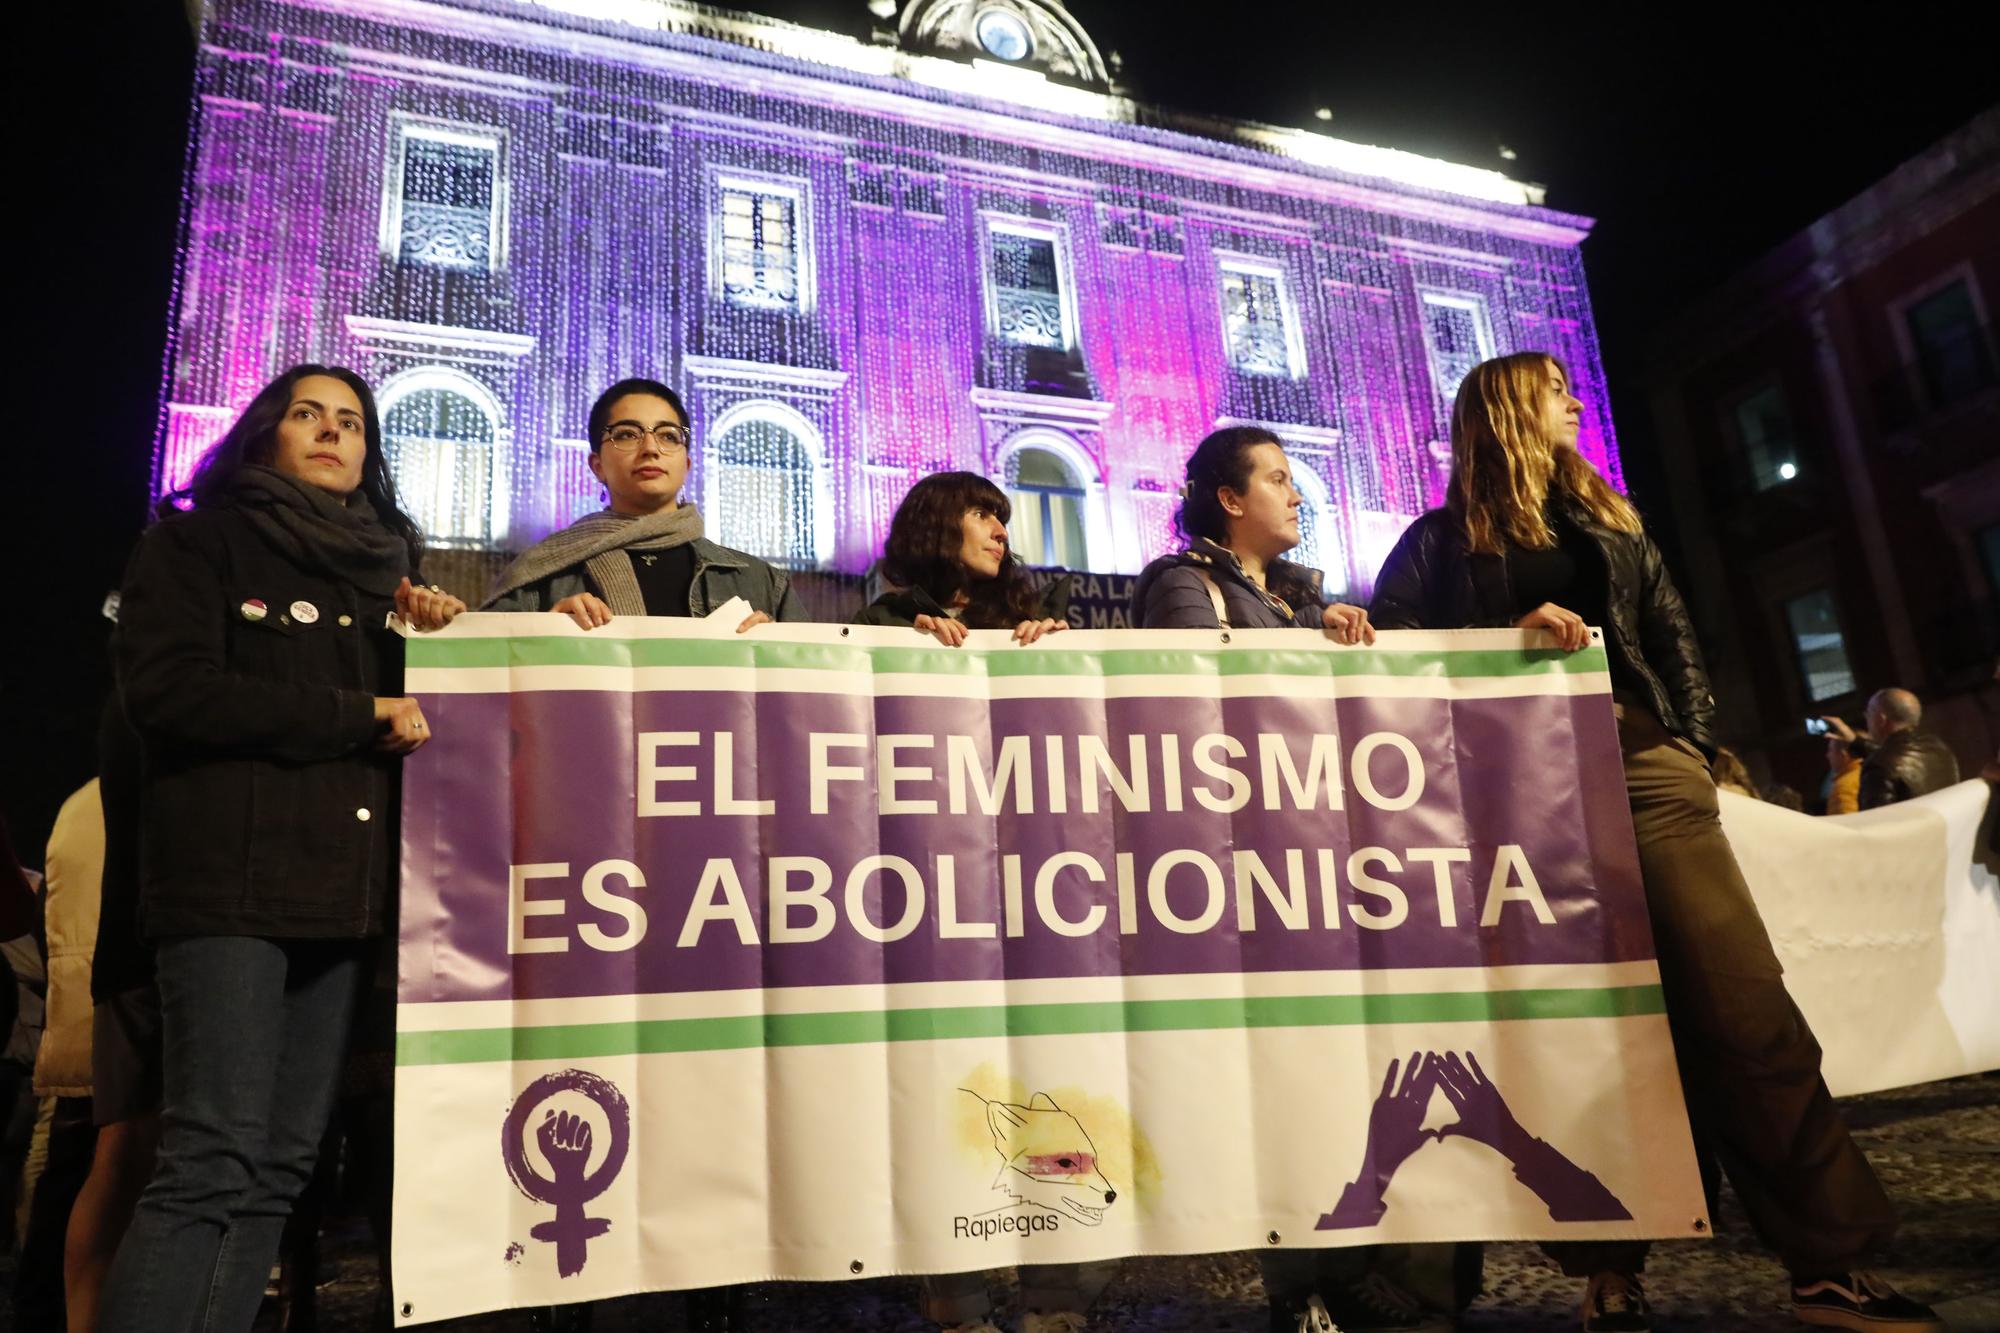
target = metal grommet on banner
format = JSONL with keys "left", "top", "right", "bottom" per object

{"left": 1693, "top": 1218, "right": 1708, "bottom": 1232}
{"left": 1220, "top": 631, "right": 1232, "bottom": 644}
{"left": 1267, "top": 1230, "right": 1281, "bottom": 1245}
{"left": 840, "top": 626, "right": 850, "bottom": 636}
{"left": 849, "top": 1259, "right": 865, "bottom": 1274}
{"left": 399, "top": 1303, "right": 413, "bottom": 1318}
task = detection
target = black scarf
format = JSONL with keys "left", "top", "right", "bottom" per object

{"left": 227, "top": 465, "right": 411, "bottom": 596}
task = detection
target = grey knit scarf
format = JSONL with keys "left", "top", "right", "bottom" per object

{"left": 229, "top": 464, "right": 411, "bottom": 596}
{"left": 482, "top": 504, "right": 705, "bottom": 615}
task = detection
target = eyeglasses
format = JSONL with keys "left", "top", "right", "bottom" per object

{"left": 601, "top": 424, "right": 690, "bottom": 454}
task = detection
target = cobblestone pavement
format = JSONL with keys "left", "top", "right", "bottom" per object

{"left": 14, "top": 1076, "right": 1994, "bottom": 1333}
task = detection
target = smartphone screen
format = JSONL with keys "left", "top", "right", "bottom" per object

{"left": 1805, "top": 718, "right": 1829, "bottom": 736}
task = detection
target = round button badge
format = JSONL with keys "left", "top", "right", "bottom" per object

{"left": 239, "top": 598, "right": 267, "bottom": 622}
{"left": 290, "top": 600, "right": 320, "bottom": 625}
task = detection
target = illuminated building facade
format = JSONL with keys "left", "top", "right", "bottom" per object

{"left": 159, "top": 0, "right": 1619, "bottom": 595}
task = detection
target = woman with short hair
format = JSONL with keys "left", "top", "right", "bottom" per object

{"left": 484, "top": 376, "right": 800, "bottom": 629}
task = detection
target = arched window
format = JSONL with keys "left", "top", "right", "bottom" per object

{"left": 382, "top": 381, "right": 499, "bottom": 549}
{"left": 1288, "top": 458, "right": 1344, "bottom": 591}
{"left": 714, "top": 417, "right": 816, "bottom": 568}
{"left": 1005, "top": 447, "right": 1087, "bottom": 568}
{"left": 1295, "top": 494, "right": 1325, "bottom": 576}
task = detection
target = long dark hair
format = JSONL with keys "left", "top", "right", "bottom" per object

{"left": 1172, "top": 425, "right": 1316, "bottom": 610}
{"left": 881, "top": 471, "right": 1046, "bottom": 628}
{"left": 163, "top": 364, "right": 423, "bottom": 567}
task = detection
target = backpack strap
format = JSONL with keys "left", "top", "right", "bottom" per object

{"left": 1193, "top": 568, "right": 1232, "bottom": 629}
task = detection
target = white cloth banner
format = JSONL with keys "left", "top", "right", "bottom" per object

{"left": 1721, "top": 779, "right": 2000, "bottom": 1096}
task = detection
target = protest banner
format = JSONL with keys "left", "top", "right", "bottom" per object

{"left": 391, "top": 616, "right": 1705, "bottom": 1323}
{"left": 1723, "top": 780, "right": 2000, "bottom": 1096}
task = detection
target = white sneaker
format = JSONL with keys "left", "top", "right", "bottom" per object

{"left": 1022, "top": 1314, "right": 1089, "bottom": 1333}
{"left": 1297, "top": 1294, "right": 1342, "bottom": 1333}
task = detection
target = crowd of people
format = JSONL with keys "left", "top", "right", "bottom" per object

{"left": 1, "top": 350, "right": 1979, "bottom": 1333}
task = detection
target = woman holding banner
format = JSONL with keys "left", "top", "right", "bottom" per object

{"left": 484, "top": 376, "right": 801, "bottom": 630}
{"left": 1128, "top": 426, "right": 1374, "bottom": 645}
{"left": 856, "top": 470, "right": 1071, "bottom": 645}
{"left": 101, "top": 365, "right": 463, "bottom": 1333}
{"left": 857, "top": 471, "right": 1105, "bottom": 1333}
{"left": 1368, "top": 351, "right": 1940, "bottom": 1333}
{"left": 1132, "top": 428, "right": 1456, "bottom": 1333}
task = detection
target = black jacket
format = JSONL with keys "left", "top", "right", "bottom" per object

{"left": 853, "top": 576, "right": 1071, "bottom": 629}
{"left": 1369, "top": 505, "right": 1718, "bottom": 756}
{"left": 115, "top": 505, "right": 402, "bottom": 940}
{"left": 1854, "top": 730, "right": 1961, "bottom": 809}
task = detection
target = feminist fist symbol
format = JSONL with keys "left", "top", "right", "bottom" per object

{"left": 501, "top": 1070, "right": 631, "bottom": 1277}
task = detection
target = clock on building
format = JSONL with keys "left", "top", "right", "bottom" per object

{"left": 974, "top": 8, "right": 1032, "bottom": 61}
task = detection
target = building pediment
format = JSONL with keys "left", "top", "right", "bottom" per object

{"left": 896, "top": 0, "right": 1110, "bottom": 90}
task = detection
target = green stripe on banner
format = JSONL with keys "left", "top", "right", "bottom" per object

{"left": 397, "top": 984, "right": 1664, "bottom": 1067}
{"left": 407, "top": 637, "right": 1607, "bottom": 680}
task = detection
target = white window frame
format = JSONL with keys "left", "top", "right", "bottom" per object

{"left": 1417, "top": 288, "right": 1496, "bottom": 402}
{"left": 1215, "top": 253, "right": 1307, "bottom": 379}
{"left": 980, "top": 214, "right": 1080, "bottom": 352}
{"left": 700, "top": 399, "right": 834, "bottom": 569}
{"left": 1886, "top": 261, "right": 1995, "bottom": 410}
{"left": 1727, "top": 379, "right": 1800, "bottom": 492}
{"left": 1780, "top": 586, "right": 1859, "bottom": 704}
{"left": 990, "top": 427, "right": 1108, "bottom": 569}
{"left": 708, "top": 169, "right": 817, "bottom": 316}
{"left": 374, "top": 365, "right": 511, "bottom": 549}
{"left": 380, "top": 116, "right": 509, "bottom": 273}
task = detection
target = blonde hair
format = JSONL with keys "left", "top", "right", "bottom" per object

{"left": 1447, "top": 351, "right": 1641, "bottom": 555}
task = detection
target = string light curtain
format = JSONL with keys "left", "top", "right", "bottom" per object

{"left": 155, "top": 0, "right": 1621, "bottom": 596}
{"left": 383, "top": 384, "right": 499, "bottom": 547}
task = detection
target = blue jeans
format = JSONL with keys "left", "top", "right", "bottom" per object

{"left": 97, "top": 936, "right": 365, "bottom": 1333}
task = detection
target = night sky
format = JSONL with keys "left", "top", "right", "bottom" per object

{"left": 5, "top": 0, "right": 1995, "bottom": 851}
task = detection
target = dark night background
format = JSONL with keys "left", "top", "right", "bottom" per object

{"left": 6, "top": 0, "right": 1996, "bottom": 859}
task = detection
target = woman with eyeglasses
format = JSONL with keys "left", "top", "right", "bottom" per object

{"left": 484, "top": 376, "right": 801, "bottom": 629}
{"left": 99, "top": 365, "right": 463, "bottom": 1333}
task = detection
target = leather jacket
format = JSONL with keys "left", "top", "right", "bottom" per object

{"left": 1853, "top": 730, "right": 1961, "bottom": 809}
{"left": 1369, "top": 504, "right": 1718, "bottom": 757}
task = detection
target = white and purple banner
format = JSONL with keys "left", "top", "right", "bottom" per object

{"left": 391, "top": 614, "right": 1707, "bottom": 1324}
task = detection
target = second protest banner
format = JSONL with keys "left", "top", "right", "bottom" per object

{"left": 391, "top": 617, "right": 1705, "bottom": 1322}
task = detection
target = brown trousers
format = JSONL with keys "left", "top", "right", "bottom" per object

{"left": 1546, "top": 704, "right": 1897, "bottom": 1278}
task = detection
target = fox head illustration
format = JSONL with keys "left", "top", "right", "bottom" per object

{"left": 962, "top": 1089, "right": 1118, "bottom": 1225}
